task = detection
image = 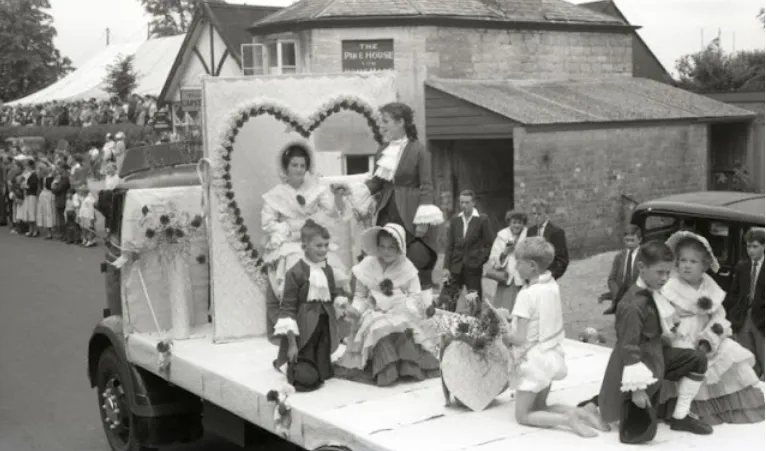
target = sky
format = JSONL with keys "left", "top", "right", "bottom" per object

{"left": 50, "top": 0, "right": 765, "bottom": 74}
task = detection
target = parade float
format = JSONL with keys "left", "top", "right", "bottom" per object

{"left": 87, "top": 72, "right": 765, "bottom": 451}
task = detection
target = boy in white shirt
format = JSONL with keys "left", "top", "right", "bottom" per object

{"left": 504, "top": 237, "right": 608, "bottom": 437}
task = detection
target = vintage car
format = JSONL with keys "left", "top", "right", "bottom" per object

{"left": 631, "top": 191, "right": 765, "bottom": 287}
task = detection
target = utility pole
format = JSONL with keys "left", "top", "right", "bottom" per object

{"left": 106, "top": 27, "right": 110, "bottom": 46}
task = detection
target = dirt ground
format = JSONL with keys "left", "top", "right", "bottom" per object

{"left": 434, "top": 250, "right": 619, "bottom": 348}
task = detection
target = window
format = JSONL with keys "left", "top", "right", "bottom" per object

{"left": 644, "top": 215, "right": 677, "bottom": 231}
{"left": 708, "top": 221, "right": 730, "bottom": 262}
{"left": 258, "top": 40, "right": 298, "bottom": 75}
{"left": 344, "top": 155, "right": 375, "bottom": 175}
{"left": 241, "top": 43, "right": 266, "bottom": 76}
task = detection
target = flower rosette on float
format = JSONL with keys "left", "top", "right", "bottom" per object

{"left": 428, "top": 299, "right": 512, "bottom": 412}
{"left": 209, "top": 95, "right": 384, "bottom": 289}
{"left": 122, "top": 202, "right": 208, "bottom": 341}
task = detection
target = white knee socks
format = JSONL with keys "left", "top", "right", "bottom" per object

{"left": 673, "top": 377, "right": 703, "bottom": 419}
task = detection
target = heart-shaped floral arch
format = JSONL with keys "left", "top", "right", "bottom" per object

{"left": 210, "top": 96, "right": 385, "bottom": 285}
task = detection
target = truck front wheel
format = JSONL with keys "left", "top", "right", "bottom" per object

{"left": 96, "top": 348, "right": 156, "bottom": 451}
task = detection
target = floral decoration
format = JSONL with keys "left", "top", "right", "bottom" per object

{"left": 126, "top": 202, "right": 207, "bottom": 264}
{"left": 296, "top": 194, "right": 306, "bottom": 206}
{"left": 156, "top": 339, "right": 173, "bottom": 379}
{"left": 697, "top": 296, "right": 713, "bottom": 312}
{"left": 711, "top": 323, "right": 725, "bottom": 335}
{"left": 266, "top": 384, "right": 295, "bottom": 438}
{"left": 578, "top": 327, "right": 607, "bottom": 344}
{"left": 210, "top": 96, "right": 384, "bottom": 288}
{"left": 379, "top": 278, "right": 394, "bottom": 296}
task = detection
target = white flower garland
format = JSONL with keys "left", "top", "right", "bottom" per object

{"left": 210, "top": 95, "right": 384, "bottom": 289}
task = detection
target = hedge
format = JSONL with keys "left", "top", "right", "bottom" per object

{"left": 0, "top": 124, "right": 159, "bottom": 154}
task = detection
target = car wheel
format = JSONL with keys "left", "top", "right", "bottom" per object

{"left": 96, "top": 348, "right": 155, "bottom": 451}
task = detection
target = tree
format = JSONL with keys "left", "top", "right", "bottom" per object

{"left": 758, "top": 7, "right": 764, "bottom": 28}
{"left": 138, "top": 0, "right": 200, "bottom": 38}
{"left": 103, "top": 54, "right": 139, "bottom": 101}
{"left": 0, "top": 0, "right": 74, "bottom": 102}
{"left": 675, "top": 38, "right": 765, "bottom": 93}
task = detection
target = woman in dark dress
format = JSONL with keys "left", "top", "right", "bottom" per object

{"left": 361, "top": 102, "right": 444, "bottom": 307}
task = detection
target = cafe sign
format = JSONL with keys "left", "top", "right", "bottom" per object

{"left": 179, "top": 88, "right": 202, "bottom": 112}
{"left": 342, "top": 39, "right": 394, "bottom": 72}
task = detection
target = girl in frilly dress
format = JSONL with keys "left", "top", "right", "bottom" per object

{"left": 334, "top": 223, "right": 439, "bottom": 386}
{"left": 657, "top": 231, "right": 765, "bottom": 425}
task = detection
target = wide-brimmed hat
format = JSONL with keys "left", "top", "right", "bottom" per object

{"left": 666, "top": 230, "right": 720, "bottom": 273}
{"left": 287, "top": 358, "right": 322, "bottom": 392}
{"left": 361, "top": 223, "right": 407, "bottom": 256}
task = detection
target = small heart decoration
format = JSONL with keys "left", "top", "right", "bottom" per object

{"left": 210, "top": 96, "right": 384, "bottom": 286}
{"left": 440, "top": 339, "right": 510, "bottom": 412}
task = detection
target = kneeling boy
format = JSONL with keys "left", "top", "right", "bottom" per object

{"left": 582, "top": 240, "right": 712, "bottom": 443}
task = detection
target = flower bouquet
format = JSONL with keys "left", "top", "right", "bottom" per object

{"left": 125, "top": 202, "right": 208, "bottom": 340}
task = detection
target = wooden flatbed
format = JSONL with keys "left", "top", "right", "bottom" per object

{"left": 125, "top": 327, "right": 765, "bottom": 451}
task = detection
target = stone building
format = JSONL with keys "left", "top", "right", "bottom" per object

{"left": 579, "top": 0, "right": 673, "bottom": 84}
{"left": 243, "top": 0, "right": 755, "bottom": 256}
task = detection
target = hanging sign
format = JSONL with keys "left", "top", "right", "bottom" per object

{"left": 180, "top": 88, "right": 202, "bottom": 112}
{"left": 341, "top": 40, "right": 394, "bottom": 72}
{"left": 152, "top": 111, "right": 172, "bottom": 132}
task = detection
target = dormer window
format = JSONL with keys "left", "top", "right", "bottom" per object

{"left": 242, "top": 40, "right": 298, "bottom": 76}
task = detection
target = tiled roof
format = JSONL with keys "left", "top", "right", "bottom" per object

{"left": 204, "top": 2, "right": 281, "bottom": 60}
{"left": 252, "top": 0, "right": 625, "bottom": 29}
{"left": 426, "top": 77, "right": 756, "bottom": 125}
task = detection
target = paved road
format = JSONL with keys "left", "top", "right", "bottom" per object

{"left": 0, "top": 229, "right": 241, "bottom": 451}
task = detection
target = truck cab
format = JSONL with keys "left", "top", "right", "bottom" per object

{"left": 90, "top": 144, "right": 207, "bottom": 451}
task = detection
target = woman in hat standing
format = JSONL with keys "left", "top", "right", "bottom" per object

{"left": 356, "top": 103, "right": 444, "bottom": 306}
{"left": 335, "top": 223, "right": 440, "bottom": 386}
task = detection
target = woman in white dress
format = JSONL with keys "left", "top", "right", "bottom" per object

{"left": 19, "top": 159, "right": 39, "bottom": 237}
{"left": 488, "top": 210, "right": 528, "bottom": 311}
{"left": 262, "top": 142, "right": 350, "bottom": 342}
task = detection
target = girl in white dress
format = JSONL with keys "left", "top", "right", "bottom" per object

{"left": 657, "top": 231, "right": 764, "bottom": 425}
{"left": 77, "top": 184, "right": 97, "bottom": 247}
{"left": 335, "top": 223, "right": 439, "bottom": 386}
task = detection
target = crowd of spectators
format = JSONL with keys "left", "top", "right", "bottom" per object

{"left": 0, "top": 94, "right": 159, "bottom": 127}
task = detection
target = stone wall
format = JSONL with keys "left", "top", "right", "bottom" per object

{"left": 304, "top": 25, "right": 633, "bottom": 141}
{"left": 511, "top": 123, "right": 708, "bottom": 256}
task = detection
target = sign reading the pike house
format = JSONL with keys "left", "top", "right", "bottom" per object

{"left": 342, "top": 39, "right": 394, "bottom": 72}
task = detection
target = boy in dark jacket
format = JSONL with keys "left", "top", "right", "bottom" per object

{"left": 725, "top": 227, "right": 765, "bottom": 378}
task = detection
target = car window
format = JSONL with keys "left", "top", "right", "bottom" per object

{"left": 645, "top": 214, "right": 677, "bottom": 231}
{"left": 707, "top": 221, "right": 730, "bottom": 263}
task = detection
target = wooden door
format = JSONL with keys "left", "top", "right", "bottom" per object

{"left": 451, "top": 139, "right": 514, "bottom": 233}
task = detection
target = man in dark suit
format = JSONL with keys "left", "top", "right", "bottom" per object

{"left": 724, "top": 227, "right": 764, "bottom": 378}
{"left": 527, "top": 198, "right": 569, "bottom": 280}
{"left": 443, "top": 190, "right": 493, "bottom": 302}
{"left": 600, "top": 225, "right": 642, "bottom": 315}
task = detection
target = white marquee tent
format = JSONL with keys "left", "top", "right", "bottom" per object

{"left": 6, "top": 35, "right": 184, "bottom": 106}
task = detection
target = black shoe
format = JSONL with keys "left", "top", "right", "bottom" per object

{"left": 603, "top": 306, "right": 616, "bottom": 315}
{"left": 669, "top": 415, "right": 713, "bottom": 435}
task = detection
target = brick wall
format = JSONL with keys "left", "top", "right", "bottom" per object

{"left": 505, "top": 123, "right": 708, "bottom": 257}
{"left": 304, "top": 25, "right": 633, "bottom": 141}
